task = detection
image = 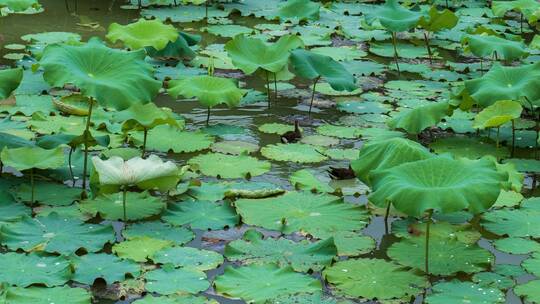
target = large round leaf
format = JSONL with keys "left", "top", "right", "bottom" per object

{"left": 481, "top": 199, "right": 540, "bottom": 237}
{"left": 290, "top": 49, "right": 355, "bottom": 92}
{"left": 106, "top": 18, "right": 178, "bottom": 51}
{"left": 114, "top": 103, "right": 178, "bottom": 130}
{"left": 0, "top": 67, "right": 23, "bottom": 99}
{"left": 369, "top": 156, "right": 508, "bottom": 216}
{"left": 365, "top": 0, "right": 422, "bottom": 32}
{"left": 112, "top": 236, "right": 173, "bottom": 262}
{"left": 79, "top": 191, "right": 166, "bottom": 221}
{"left": 130, "top": 126, "right": 214, "bottom": 153}
{"left": 277, "top": 0, "right": 320, "bottom": 23}
{"left": 145, "top": 267, "right": 209, "bottom": 295}
{"left": 40, "top": 37, "right": 161, "bottom": 110}
{"left": 123, "top": 221, "right": 194, "bottom": 245}
{"left": 261, "top": 143, "right": 327, "bottom": 163}
{"left": 0, "top": 252, "right": 72, "bottom": 287}
{"left": 417, "top": 6, "right": 458, "bottom": 32}
{"left": 426, "top": 281, "right": 505, "bottom": 304}
{"left": 153, "top": 246, "right": 223, "bottom": 271}
{"left": 163, "top": 200, "right": 239, "bottom": 230}
{"left": 214, "top": 264, "right": 321, "bottom": 303}
{"left": 188, "top": 153, "right": 271, "bottom": 179}
{"left": 463, "top": 34, "right": 528, "bottom": 61}
{"left": 168, "top": 75, "right": 246, "bottom": 108}
{"left": 473, "top": 100, "right": 523, "bottom": 129}
{"left": 3, "top": 286, "right": 91, "bottom": 304}
{"left": 387, "top": 101, "right": 450, "bottom": 134}
{"left": 72, "top": 253, "right": 140, "bottom": 285}
{"left": 225, "top": 34, "right": 304, "bottom": 74}
{"left": 1, "top": 146, "right": 64, "bottom": 171}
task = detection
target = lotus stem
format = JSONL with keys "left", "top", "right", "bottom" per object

{"left": 425, "top": 209, "right": 433, "bottom": 276}
{"left": 265, "top": 70, "right": 271, "bottom": 108}
{"left": 69, "top": 147, "right": 75, "bottom": 187}
{"left": 206, "top": 107, "right": 211, "bottom": 126}
{"left": 30, "top": 168, "right": 35, "bottom": 205}
{"left": 273, "top": 72, "right": 278, "bottom": 102}
{"left": 122, "top": 187, "right": 127, "bottom": 223}
{"left": 384, "top": 201, "right": 391, "bottom": 234}
{"left": 141, "top": 128, "right": 148, "bottom": 158}
{"left": 138, "top": 0, "right": 141, "bottom": 9}
{"left": 520, "top": 13, "right": 523, "bottom": 33}
{"left": 308, "top": 76, "right": 321, "bottom": 117}
{"left": 205, "top": 0, "right": 209, "bottom": 24}
{"left": 81, "top": 98, "right": 94, "bottom": 197}
{"left": 445, "top": 0, "right": 448, "bottom": 8}
{"left": 511, "top": 119, "right": 516, "bottom": 158}
{"left": 423, "top": 32, "right": 432, "bottom": 65}
{"left": 480, "top": 58, "right": 483, "bottom": 75}
{"left": 496, "top": 127, "right": 500, "bottom": 161}
{"left": 391, "top": 32, "right": 400, "bottom": 76}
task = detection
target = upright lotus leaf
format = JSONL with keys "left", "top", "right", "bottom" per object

{"left": 146, "top": 32, "right": 201, "bottom": 59}
{"left": 214, "top": 264, "right": 322, "bottom": 303}
{"left": 0, "top": 0, "right": 40, "bottom": 12}
{"left": 277, "top": 0, "right": 320, "bottom": 23}
{"left": 168, "top": 75, "right": 245, "bottom": 108}
{"left": 40, "top": 37, "right": 161, "bottom": 110}
{"left": 462, "top": 34, "right": 528, "bottom": 61}
{"left": 387, "top": 101, "right": 450, "bottom": 134}
{"left": 369, "top": 156, "right": 508, "bottom": 217}
{"left": 364, "top": 0, "right": 423, "bottom": 32}
{"left": 1, "top": 146, "right": 64, "bottom": 171}
{"left": 351, "top": 137, "right": 432, "bottom": 185}
{"left": 492, "top": 0, "right": 540, "bottom": 20}
{"left": 0, "top": 67, "right": 23, "bottom": 99}
{"left": 106, "top": 18, "right": 178, "bottom": 51}
{"left": 417, "top": 6, "right": 458, "bottom": 32}
{"left": 225, "top": 34, "right": 304, "bottom": 74}
{"left": 473, "top": 100, "right": 523, "bottom": 129}
{"left": 464, "top": 62, "right": 540, "bottom": 107}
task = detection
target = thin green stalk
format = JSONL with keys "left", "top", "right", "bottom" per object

{"left": 511, "top": 119, "right": 516, "bottom": 158}
{"left": 138, "top": 0, "right": 141, "bottom": 9}
{"left": 205, "top": 0, "right": 209, "bottom": 24}
{"left": 520, "top": 12, "right": 523, "bottom": 34}
{"left": 206, "top": 107, "right": 211, "bottom": 126}
{"left": 391, "top": 32, "right": 400, "bottom": 76}
{"left": 384, "top": 201, "right": 391, "bottom": 234}
{"left": 30, "top": 168, "right": 35, "bottom": 205}
{"left": 273, "top": 72, "right": 278, "bottom": 102}
{"left": 141, "top": 128, "right": 148, "bottom": 158}
{"left": 308, "top": 76, "right": 321, "bottom": 117}
{"left": 425, "top": 209, "right": 433, "bottom": 276}
{"left": 81, "top": 98, "right": 94, "bottom": 196}
{"left": 122, "top": 187, "right": 127, "bottom": 223}
{"left": 423, "top": 31, "right": 432, "bottom": 65}
{"left": 496, "top": 127, "right": 500, "bottom": 161}
{"left": 265, "top": 70, "right": 271, "bottom": 108}
{"left": 69, "top": 147, "right": 75, "bottom": 187}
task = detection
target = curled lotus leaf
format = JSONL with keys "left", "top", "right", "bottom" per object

{"left": 473, "top": 100, "right": 523, "bottom": 129}
{"left": 364, "top": 0, "right": 423, "bottom": 32}
{"left": 106, "top": 18, "right": 178, "bottom": 51}
{"left": 0, "top": 67, "right": 23, "bottom": 99}
{"left": 276, "top": 0, "right": 320, "bottom": 23}
{"left": 463, "top": 34, "right": 528, "bottom": 61}
{"left": 1, "top": 146, "right": 64, "bottom": 171}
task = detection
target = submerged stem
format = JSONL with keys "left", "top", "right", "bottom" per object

{"left": 81, "top": 98, "right": 94, "bottom": 196}
{"left": 391, "top": 32, "right": 400, "bottom": 76}
{"left": 206, "top": 107, "right": 211, "bottom": 126}
{"left": 384, "top": 201, "right": 391, "bottom": 234}
{"left": 308, "top": 76, "right": 321, "bottom": 117}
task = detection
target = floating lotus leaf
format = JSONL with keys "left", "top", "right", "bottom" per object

{"left": 1, "top": 146, "right": 64, "bottom": 171}
{"left": 0, "top": 252, "right": 71, "bottom": 287}
{"left": 40, "top": 37, "right": 161, "bottom": 110}
{"left": 482, "top": 199, "right": 540, "bottom": 237}
{"left": 472, "top": 100, "right": 523, "bottom": 129}
{"left": 464, "top": 62, "right": 540, "bottom": 107}
{"left": 290, "top": 169, "right": 334, "bottom": 193}
{"left": 492, "top": 0, "right": 540, "bottom": 20}
{"left": 112, "top": 236, "right": 173, "bottom": 262}
{"left": 0, "top": 213, "right": 114, "bottom": 254}
{"left": 211, "top": 140, "right": 259, "bottom": 155}
{"left": 145, "top": 267, "right": 209, "bottom": 295}
{"left": 493, "top": 237, "right": 540, "bottom": 255}
{"left": 0, "top": 194, "right": 29, "bottom": 224}
{"left": 323, "top": 258, "right": 426, "bottom": 301}
{"left": 188, "top": 153, "right": 270, "bottom": 179}
{"left": 429, "top": 137, "right": 509, "bottom": 159}
{"left": 131, "top": 126, "right": 214, "bottom": 153}
{"left": 114, "top": 103, "right": 178, "bottom": 130}
{"left": 164, "top": 200, "right": 238, "bottom": 230}
{"left": 316, "top": 124, "right": 360, "bottom": 139}
{"left": 369, "top": 156, "right": 507, "bottom": 216}
{"left": 369, "top": 42, "right": 430, "bottom": 59}
{"left": 225, "top": 181, "right": 284, "bottom": 199}
{"left": 92, "top": 155, "right": 182, "bottom": 192}
{"left": 388, "top": 237, "right": 493, "bottom": 275}
{"left": 351, "top": 137, "right": 432, "bottom": 185}
{"left": 387, "top": 101, "right": 450, "bottom": 134}
{"left": 277, "top": 0, "right": 320, "bottom": 23}
{"left": 134, "top": 294, "right": 218, "bottom": 304}
{"left": 515, "top": 280, "right": 540, "bottom": 303}
{"left": 337, "top": 100, "right": 391, "bottom": 114}
{"left": 300, "top": 135, "right": 339, "bottom": 147}
{"left": 0, "top": 67, "right": 23, "bottom": 99}
{"left": 168, "top": 75, "right": 246, "bottom": 108}
{"left": 235, "top": 191, "right": 368, "bottom": 238}
{"left": 425, "top": 281, "right": 505, "bottom": 304}
{"left": 225, "top": 34, "right": 304, "bottom": 74}
{"left": 311, "top": 46, "right": 367, "bottom": 61}
{"left": 3, "top": 286, "right": 91, "bottom": 304}
{"left": 123, "top": 221, "right": 194, "bottom": 245}
{"left": 21, "top": 31, "right": 81, "bottom": 45}
{"left": 153, "top": 246, "right": 224, "bottom": 271}
{"left": 261, "top": 143, "right": 327, "bottom": 163}
{"left": 333, "top": 232, "right": 375, "bottom": 256}
{"left": 80, "top": 191, "right": 166, "bottom": 221}
{"left": 204, "top": 24, "right": 254, "bottom": 38}
{"left": 392, "top": 220, "right": 481, "bottom": 244}
{"left": 322, "top": 148, "right": 359, "bottom": 160}
{"left": 225, "top": 232, "right": 336, "bottom": 272}
{"left": 142, "top": 5, "right": 230, "bottom": 23}
{"left": 72, "top": 253, "right": 140, "bottom": 285}
{"left": 417, "top": 6, "right": 458, "bottom": 32}
{"left": 107, "top": 18, "right": 178, "bottom": 51}
{"left": 364, "top": 0, "right": 422, "bottom": 32}
{"left": 258, "top": 123, "right": 299, "bottom": 134}
{"left": 15, "top": 182, "right": 80, "bottom": 206}
{"left": 214, "top": 264, "right": 321, "bottom": 303}
{"left": 463, "top": 34, "right": 528, "bottom": 61}
{"left": 472, "top": 271, "right": 515, "bottom": 290}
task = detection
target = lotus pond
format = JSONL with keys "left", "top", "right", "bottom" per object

{"left": 2, "top": 0, "right": 540, "bottom": 303}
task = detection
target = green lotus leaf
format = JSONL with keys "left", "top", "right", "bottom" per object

{"left": 258, "top": 122, "right": 300, "bottom": 134}
{"left": 493, "top": 237, "right": 540, "bottom": 254}
{"left": 261, "top": 143, "right": 327, "bottom": 163}
{"left": 214, "top": 264, "right": 321, "bottom": 303}
{"left": 337, "top": 100, "right": 391, "bottom": 114}
{"left": 0, "top": 130, "right": 34, "bottom": 151}
{"left": 15, "top": 182, "right": 80, "bottom": 206}
{"left": 463, "top": 34, "right": 528, "bottom": 61}
{"left": 235, "top": 191, "right": 368, "bottom": 238}
{"left": 323, "top": 258, "right": 426, "bottom": 301}
{"left": 188, "top": 153, "right": 271, "bottom": 179}
{"left": 311, "top": 46, "right": 367, "bottom": 61}
{"left": 316, "top": 124, "right": 361, "bottom": 139}
{"left": 492, "top": 0, "right": 540, "bottom": 20}
{"left": 80, "top": 191, "right": 166, "bottom": 221}
{"left": 0, "top": 67, "right": 23, "bottom": 99}
{"left": 142, "top": 5, "right": 230, "bottom": 23}
{"left": 472, "top": 271, "right": 515, "bottom": 290}
{"left": 168, "top": 75, "right": 246, "bottom": 108}
{"left": 0, "top": 252, "right": 71, "bottom": 287}
{"left": 21, "top": 31, "right": 81, "bottom": 45}
{"left": 0, "top": 0, "right": 40, "bottom": 12}
{"left": 225, "top": 34, "right": 304, "bottom": 74}
{"left": 92, "top": 155, "right": 181, "bottom": 192}
{"left": 211, "top": 140, "right": 259, "bottom": 155}
{"left": 107, "top": 18, "right": 178, "bottom": 51}
{"left": 392, "top": 219, "right": 481, "bottom": 244}
{"left": 146, "top": 32, "right": 201, "bottom": 59}
{"left": 1, "top": 146, "right": 64, "bottom": 171}
{"left": 130, "top": 126, "right": 214, "bottom": 153}
{"left": 153, "top": 246, "right": 223, "bottom": 271}
{"left": 515, "top": 280, "right": 540, "bottom": 303}
{"left": 429, "top": 136, "right": 509, "bottom": 159}
{"left": 351, "top": 137, "right": 432, "bottom": 185}
{"left": 417, "top": 6, "right": 458, "bottom": 32}
{"left": 112, "top": 236, "right": 173, "bottom": 262}
{"left": 290, "top": 169, "right": 334, "bottom": 193}
{"left": 40, "top": 37, "right": 161, "bottom": 110}
{"left": 277, "top": 0, "right": 320, "bottom": 23}
{"left": 204, "top": 24, "right": 254, "bottom": 38}
{"left": 300, "top": 135, "right": 339, "bottom": 147}
{"left": 0, "top": 194, "right": 29, "bottom": 224}
{"left": 0, "top": 213, "right": 114, "bottom": 254}
{"left": 473, "top": 100, "right": 523, "bottom": 129}
{"left": 114, "top": 103, "right": 178, "bottom": 130}
{"left": 123, "top": 221, "right": 194, "bottom": 245}
{"left": 145, "top": 267, "right": 209, "bottom": 295}
{"left": 163, "top": 200, "right": 239, "bottom": 230}
{"left": 464, "top": 62, "right": 540, "bottom": 107}
{"left": 481, "top": 199, "right": 540, "bottom": 237}
{"left": 369, "top": 42, "right": 430, "bottom": 59}
{"left": 134, "top": 294, "right": 218, "bottom": 304}
{"left": 322, "top": 148, "right": 360, "bottom": 160}
{"left": 425, "top": 281, "right": 505, "bottom": 304}
{"left": 225, "top": 233, "right": 336, "bottom": 272}
{"left": 290, "top": 49, "right": 356, "bottom": 92}
{"left": 225, "top": 181, "right": 284, "bottom": 199}
{"left": 387, "top": 101, "right": 450, "bottom": 134}
{"left": 364, "top": 0, "right": 423, "bottom": 32}
{"left": 388, "top": 237, "right": 493, "bottom": 275}
{"left": 72, "top": 253, "right": 140, "bottom": 285}
{"left": 333, "top": 232, "right": 375, "bottom": 256}
{"left": 3, "top": 285, "right": 90, "bottom": 304}
{"left": 369, "top": 156, "right": 507, "bottom": 216}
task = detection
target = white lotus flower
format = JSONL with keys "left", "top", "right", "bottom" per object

{"left": 92, "top": 155, "right": 181, "bottom": 191}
